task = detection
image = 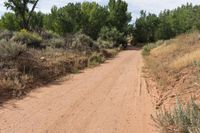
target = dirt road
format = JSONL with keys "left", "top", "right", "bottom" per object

{"left": 0, "top": 48, "right": 156, "bottom": 133}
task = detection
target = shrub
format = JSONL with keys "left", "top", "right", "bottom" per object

{"left": 101, "top": 49, "right": 118, "bottom": 58}
{"left": 0, "top": 30, "right": 13, "bottom": 40}
{"left": 97, "top": 39, "right": 115, "bottom": 49}
{"left": 48, "top": 38, "right": 65, "bottom": 48}
{"left": 152, "top": 98, "right": 200, "bottom": 133}
{"left": 70, "top": 33, "right": 99, "bottom": 54}
{"left": 98, "top": 27, "right": 126, "bottom": 48}
{"left": 12, "top": 29, "right": 42, "bottom": 48}
{"left": 40, "top": 30, "right": 60, "bottom": 40}
{"left": 0, "top": 39, "right": 26, "bottom": 60}
{"left": 0, "top": 74, "right": 33, "bottom": 97}
{"left": 89, "top": 52, "right": 105, "bottom": 66}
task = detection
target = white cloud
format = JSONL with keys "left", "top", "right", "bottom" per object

{"left": 1, "top": 0, "right": 200, "bottom": 21}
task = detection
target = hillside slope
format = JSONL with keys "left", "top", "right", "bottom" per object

{"left": 144, "top": 32, "right": 200, "bottom": 109}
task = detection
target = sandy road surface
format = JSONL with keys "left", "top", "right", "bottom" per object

{"left": 0, "top": 48, "right": 156, "bottom": 133}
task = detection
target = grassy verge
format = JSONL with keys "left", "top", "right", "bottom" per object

{"left": 143, "top": 32, "right": 200, "bottom": 132}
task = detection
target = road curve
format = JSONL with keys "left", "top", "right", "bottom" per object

{"left": 0, "top": 48, "right": 156, "bottom": 133}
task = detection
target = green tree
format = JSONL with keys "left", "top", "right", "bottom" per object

{"left": 4, "top": 0, "right": 39, "bottom": 30}
{"left": 81, "top": 2, "right": 108, "bottom": 39}
{"left": 134, "top": 11, "right": 159, "bottom": 43}
{"left": 0, "top": 13, "right": 20, "bottom": 31}
{"left": 30, "top": 12, "right": 44, "bottom": 32}
{"left": 108, "top": 0, "right": 132, "bottom": 33}
{"left": 44, "top": 3, "right": 84, "bottom": 35}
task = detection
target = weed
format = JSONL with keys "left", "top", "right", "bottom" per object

{"left": 152, "top": 98, "right": 200, "bottom": 133}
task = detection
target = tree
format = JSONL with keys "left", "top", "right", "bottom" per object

{"left": 0, "top": 13, "right": 20, "bottom": 31}
{"left": 44, "top": 3, "right": 84, "bottom": 35}
{"left": 81, "top": 2, "right": 109, "bottom": 39}
{"left": 29, "top": 11, "right": 44, "bottom": 32}
{"left": 134, "top": 11, "right": 159, "bottom": 43}
{"left": 133, "top": 3, "right": 199, "bottom": 43}
{"left": 4, "top": 0, "right": 39, "bottom": 30}
{"left": 108, "top": 0, "right": 132, "bottom": 33}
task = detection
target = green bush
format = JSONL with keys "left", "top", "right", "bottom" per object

{"left": 152, "top": 98, "right": 200, "bottom": 133}
{"left": 0, "top": 39, "right": 26, "bottom": 60}
{"left": 70, "top": 33, "right": 99, "bottom": 54}
{"left": 98, "top": 27, "right": 126, "bottom": 48}
{"left": 12, "top": 29, "right": 42, "bottom": 48}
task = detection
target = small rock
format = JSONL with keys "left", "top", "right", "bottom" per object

{"left": 40, "top": 57, "right": 46, "bottom": 61}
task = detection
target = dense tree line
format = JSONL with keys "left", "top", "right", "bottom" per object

{"left": 0, "top": 0, "right": 131, "bottom": 41}
{"left": 134, "top": 3, "right": 200, "bottom": 43}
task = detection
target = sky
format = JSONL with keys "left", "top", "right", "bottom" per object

{"left": 1, "top": 0, "right": 200, "bottom": 22}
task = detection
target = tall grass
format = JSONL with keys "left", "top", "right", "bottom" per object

{"left": 170, "top": 49, "right": 200, "bottom": 69}
{"left": 142, "top": 40, "right": 164, "bottom": 56}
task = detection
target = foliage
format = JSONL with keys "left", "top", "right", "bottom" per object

{"left": 48, "top": 38, "right": 65, "bottom": 48}
{"left": 134, "top": 3, "right": 200, "bottom": 43}
{"left": 88, "top": 52, "right": 105, "bottom": 66}
{"left": 0, "top": 39, "right": 26, "bottom": 60}
{"left": 29, "top": 11, "right": 45, "bottom": 32}
{"left": 70, "top": 33, "right": 99, "bottom": 54}
{"left": 134, "top": 11, "right": 159, "bottom": 43}
{"left": 0, "top": 12, "right": 20, "bottom": 31}
{"left": 152, "top": 98, "right": 200, "bottom": 133}
{"left": 0, "top": 29, "right": 13, "bottom": 40}
{"left": 108, "top": 0, "right": 132, "bottom": 33}
{"left": 42, "top": 0, "right": 130, "bottom": 40}
{"left": 4, "top": 0, "right": 39, "bottom": 30}
{"left": 12, "top": 29, "right": 42, "bottom": 48}
{"left": 40, "top": 30, "right": 60, "bottom": 40}
{"left": 43, "top": 4, "right": 83, "bottom": 35}
{"left": 98, "top": 27, "right": 125, "bottom": 48}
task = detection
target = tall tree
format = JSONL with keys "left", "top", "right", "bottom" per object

{"left": 4, "top": 0, "right": 39, "bottom": 30}
{"left": 0, "top": 12, "right": 20, "bottom": 31}
{"left": 108, "top": 0, "right": 132, "bottom": 33}
{"left": 81, "top": 2, "right": 109, "bottom": 39}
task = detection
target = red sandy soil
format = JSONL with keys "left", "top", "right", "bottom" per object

{"left": 0, "top": 48, "right": 157, "bottom": 133}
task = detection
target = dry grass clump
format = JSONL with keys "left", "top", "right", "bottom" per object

{"left": 170, "top": 49, "right": 200, "bottom": 69}
{"left": 151, "top": 42, "right": 179, "bottom": 57}
{"left": 142, "top": 40, "right": 164, "bottom": 56}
